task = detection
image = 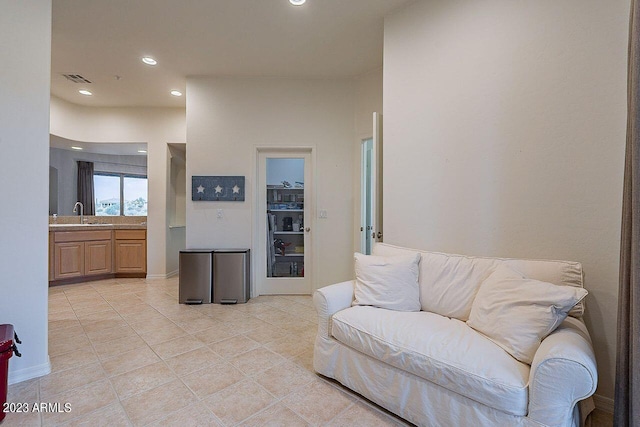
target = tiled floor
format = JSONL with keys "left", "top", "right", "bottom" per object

{"left": 5, "top": 277, "right": 409, "bottom": 426}
{"left": 5, "top": 277, "right": 614, "bottom": 427}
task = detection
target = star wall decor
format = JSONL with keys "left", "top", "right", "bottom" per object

{"left": 192, "top": 176, "right": 245, "bottom": 201}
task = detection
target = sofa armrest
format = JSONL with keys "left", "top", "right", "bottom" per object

{"left": 313, "top": 280, "right": 355, "bottom": 338}
{"left": 527, "top": 317, "right": 598, "bottom": 426}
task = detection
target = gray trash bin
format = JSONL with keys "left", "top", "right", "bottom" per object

{"left": 179, "top": 250, "right": 214, "bottom": 304}
{"left": 213, "top": 249, "right": 250, "bottom": 304}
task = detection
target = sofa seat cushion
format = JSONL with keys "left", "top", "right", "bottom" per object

{"left": 331, "top": 306, "right": 531, "bottom": 416}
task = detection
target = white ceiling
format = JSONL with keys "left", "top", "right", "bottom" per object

{"left": 51, "top": 0, "right": 413, "bottom": 108}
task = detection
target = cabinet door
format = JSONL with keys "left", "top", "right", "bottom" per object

{"left": 85, "top": 240, "right": 112, "bottom": 276}
{"left": 54, "top": 242, "right": 84, "bottom": 279}
{"left": 115, "top": 240, "right": 146, "bottom": 273}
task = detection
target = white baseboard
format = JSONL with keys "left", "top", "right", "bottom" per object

{"left": 146, "top": 270, "right": 178, "bottom": 280}
{"left": 8, "top": 358, "right": 51, "bottom": 385}
{"left": 593, "top": 394, "right": 614, "bottom": 413}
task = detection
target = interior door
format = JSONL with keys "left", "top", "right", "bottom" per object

{"left": 361, "top": 112, "right": 383, "bottom": 253}
{"left": 257, "top": 149, "right": 312, "bottom": 295}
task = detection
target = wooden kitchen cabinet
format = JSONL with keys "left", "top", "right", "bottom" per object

{"left": 54, "top": 241, "right": 84, "bottom": 280}
{"left": 115, "top": 230, "right": 147, "bottom": 274}
{"left": 52, "top": 230, "right": 113, "bottom": 281}
{"left": 85, "top": 240, "right": 112, "bottom": 275}
{"left": 49, "top": 227, "right": 146, "bottom": 284}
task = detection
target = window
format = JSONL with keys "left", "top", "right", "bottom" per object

{"left": 94, "top": 173, "right": 147, "bottom": 216}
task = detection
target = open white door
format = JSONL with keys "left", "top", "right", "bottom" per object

{"left": 372, "top": 112, "right": 383, "bottom": 245}
{"left": 361, "top": 112, "right": 383, "bottom": 254}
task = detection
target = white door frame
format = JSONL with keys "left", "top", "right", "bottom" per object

{"left": 253, "top": 146, "right": 316, "bottom": 296}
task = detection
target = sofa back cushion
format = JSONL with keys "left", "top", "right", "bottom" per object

{"left": 372, "top": 243, "right": 585, "bottom": 321}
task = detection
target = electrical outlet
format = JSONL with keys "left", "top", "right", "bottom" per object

{"left": 216, "top": 209, "right": 223, "bottom": 218}
{"left": 319, "top": 210, "right": 328, "bottom": 219}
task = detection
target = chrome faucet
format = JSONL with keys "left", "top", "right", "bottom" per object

{"left": 73, "top": 202, "right": 84, "bottom": 224}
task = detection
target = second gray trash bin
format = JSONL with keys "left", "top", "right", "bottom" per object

{"left": 213, "top": 249, "right": 250, "bottom": 304}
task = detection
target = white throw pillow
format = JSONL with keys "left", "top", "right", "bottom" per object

{"left": 467, "top": 264, "right": 588, "bottom": 364}
{"left": 353, "top": 252, "right": 421, "bottom": 311}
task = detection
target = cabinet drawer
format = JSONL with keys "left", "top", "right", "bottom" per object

{"left": 55, "top": 230, "right": 112, "bottom": 243}
{"left": 115, "top": 230, "right": 146, "bottom": 240}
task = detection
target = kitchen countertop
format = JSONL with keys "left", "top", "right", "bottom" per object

{"left": 49, "top": 224, "right": 147, "bottom": 231}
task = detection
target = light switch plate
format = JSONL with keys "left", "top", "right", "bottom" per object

{"left": 216, "top": 209, "right": 223, "bottom": 218}
{"left": 319, "top": 210, "right": 327, "bottom": 219}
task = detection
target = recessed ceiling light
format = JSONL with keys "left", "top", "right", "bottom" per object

{"left": 71, "top": 146, "right": 83, "bottom": 150}
{"left": 142, "top": 57, "right": 157, "bottom": 66}
{"left": 78, "top": 89, "right": 92, "bottom": 96}
{"left": 289, "top": 0, "right": 306, "bottom": 5}
{"left": 170, "top": 90, "right": 183, "bottom": 97}
{"left": 137, "top": 150, "right": 147, "bottom": 153}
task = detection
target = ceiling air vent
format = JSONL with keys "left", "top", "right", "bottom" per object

{"left": 61, "top": 74, "right": 92, "bottom": 84}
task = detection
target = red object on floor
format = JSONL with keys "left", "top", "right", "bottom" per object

{"left": 0, "top": 324, "right": 18, "bottom": 424}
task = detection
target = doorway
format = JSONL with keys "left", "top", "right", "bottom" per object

{"left": 256, "top": 148, "right": 313, "bottom": 295}
{"left": 360, "top": 112, "right": 383, "bottom": 254}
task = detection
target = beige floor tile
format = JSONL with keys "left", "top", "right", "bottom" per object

{"left": 71, "top": 299, "right": 112, "bottom": 312}
{"left": 147, "top": 401, "right": 223, "bottom": 427}
{"left": 281, "top": 295, "right": 314, "bottom": 306}
{"left": 239, "top": 403, "right": 310, "bottom": 427}
{"left": 192, "top": 325, "right": 237, "bottom": 345}
{"left": 172, "top": 316, "right": 223, "bottom": 334}
{"left": 1, "top": 408, "right": 42, "bottom": 426}
{"left": 92, "top": 334, "right": 148, "bottom": 361}
{"left": 41, "top": 379, "right": 118, "bottom": 426}
{"left": 109, "top": 361, "right": 177, "bottom": 400}
{"left": 254, "top": 361, "right": 315, "bottom": 398}
{"left": 7, "top": 377, "right": 40, "bottom": 403}
{"left": 81, "top": 318, "right": 129, "bottom": 334}
{"left": 230, "top": 302, "right": 273, "bottom": 316}
{"left": 101, "top": 345, "right": 160, "bottom": 377}
{"left": 149, "top": 334, "right": 205, "bottom": 360}
{"left": 204, "top": 379, "right": 277, "bottom": 426}
{"left": 138, "top": 323, "right": 188, "bottom": 346}
{"left": 76, "top": 308, "right": 123, "bottom": 324}
{"left": 164, "top": 346, "right": 223, "bottom": 377}
{"left": 59, "top": 402, "right": 132, "bottom": 427}
{"left": 49, "top": 324, "right": 86, "bottom": 340}
{"left": 228, "top": 347, "right": 287, "bottom": 377}
{"left": 49, "top": 317, "right": 81, "bottom": 331}
{"left": 265, "top": 335, "right": 313, "bottom": 359}
{"left": 291, "top": 349, "right": 315, "bottom": 373}
{"left": 222, "top": 316, "right": 270, "bottom": 335}
{"left": 40, "top": 361, "right": 106, "bottom": 400}
{"left": 243, "top": 324, "right": 289, "bottom": 345}
{"left": 72, "top": 302, "right": 115, "bottom": 317}
{"left": 282, "top": 379, "right": 355, "bottom": 426}
{"left": 120, "top": 307, "right": 167, "bottom": 325}
{"left": 129, "top": 317, "right": 176, "bottom": 335}
{"left": 86, "top": 324, "right": 138, "bottom": 344}
{"left": 49, "top": 333, "right": 94, "bottom": 357}
{"left": 209, "top": 335, "right": 261, "bottom": 359}
{"left": 207, "top": 309, "right": 253, "bottom": 324}
{"left": 181, "top": 362, "right": 245, "bottom": 399}
{"left": 50, "top": 348, "right": 99, "bottom": 374}
{"left": 327, "top": 401, "right": 408, "bottom": 426}
{"left": 121, "top": 379, "right": 195, "bottom": 426}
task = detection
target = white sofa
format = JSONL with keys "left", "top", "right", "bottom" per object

{"left": 313, "top": 243, "right": 597, "bottom": 427}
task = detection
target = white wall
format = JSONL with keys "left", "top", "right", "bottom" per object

{"left": 50, "top": 97, "right": 186, "bottom": 277}
{"left": 383, "top": 0, "right": 628, "bottom": 403}
{"left": 0, "top": 0, "right": 52, "bottom": 382}
{"left": 186, "top": 77, "right": 355, "bottom": 291}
